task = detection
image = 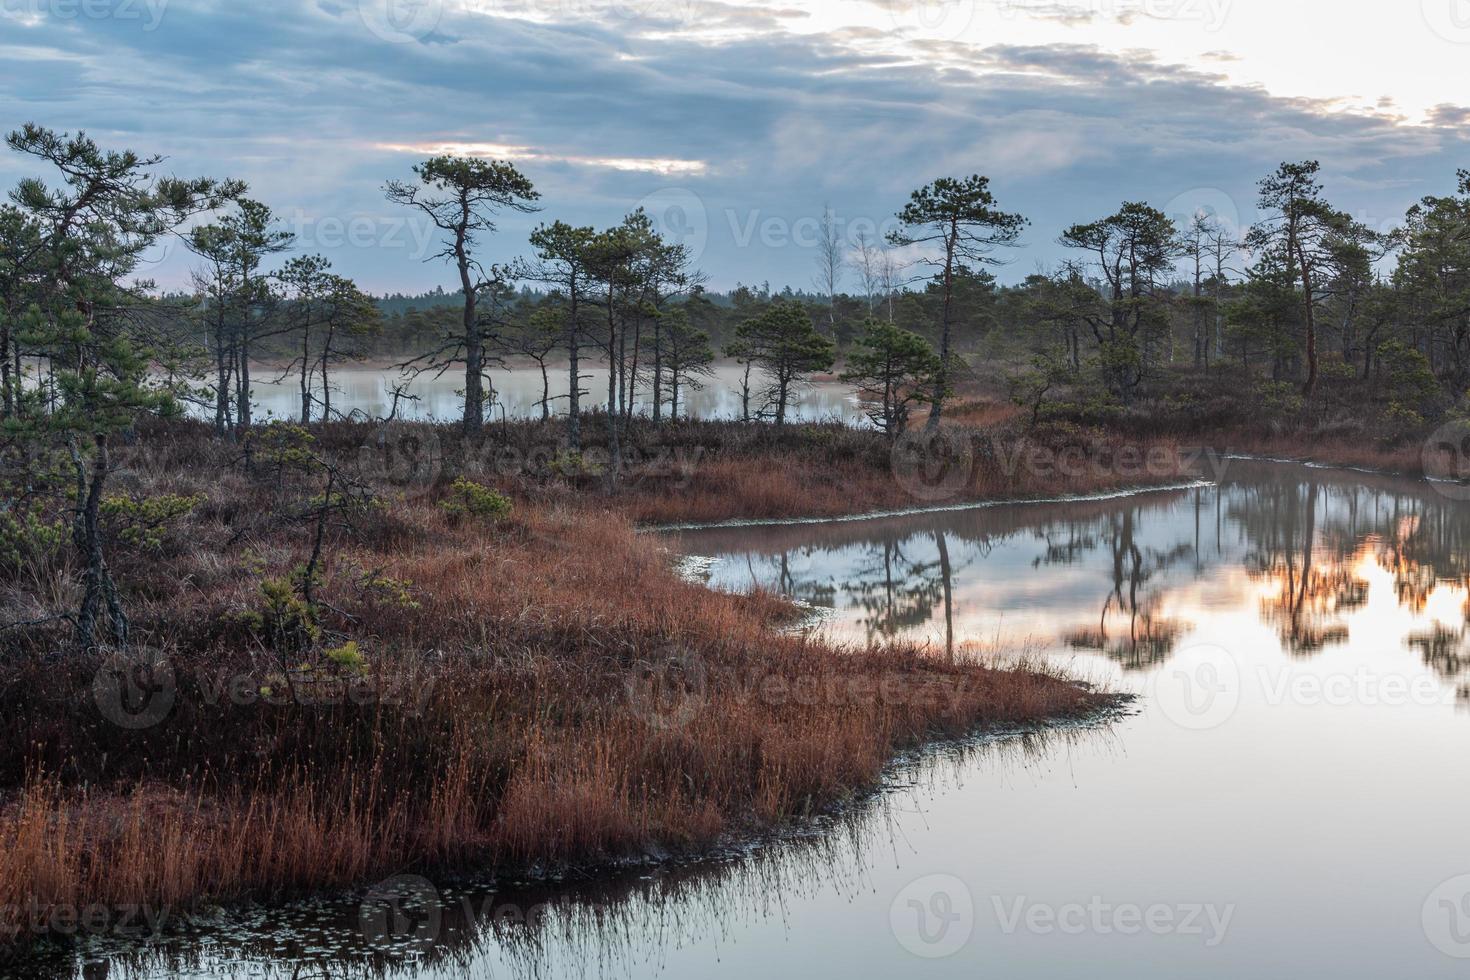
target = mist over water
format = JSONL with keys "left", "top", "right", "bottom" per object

{"left": 227, "top": 364, "right": 867, "bottom": 426}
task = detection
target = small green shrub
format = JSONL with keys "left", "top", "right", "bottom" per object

{"left": 100, "top": 493, "right": 203, "bottom": 550}
{"left": 550, "top": 450, "right": 603, "bottom": 479}
{"left": 1382, "top": 400, "right": 1426, "bottom": 435}
{"left": 1254, "top": 380, "right": 1304, "bottom": 418}
{"left": 236, "top": 572, "right": 320, "bottom": 653}
{"left": 0, "top": 510, "right": 66, "bottom": 572}
{"left": 323, "top": 640, "right": 367, "bottom": 673}
{"left": 253, "top": 422, "right": 317, "bottom": 470}
{"left": 440, "top": 477, "right": 512, "bottom": 523}
{"left": 355, "top": 568, "right": 420, "bottom": 610}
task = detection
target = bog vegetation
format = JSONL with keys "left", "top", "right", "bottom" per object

{"left": 1, "top": 122, "right": 1467, "bottom": 955}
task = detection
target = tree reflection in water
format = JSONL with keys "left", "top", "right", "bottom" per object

{"left": 680, "top": 459, "right": 1470, "bottom": 700}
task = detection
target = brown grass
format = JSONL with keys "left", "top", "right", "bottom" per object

{"left": 0, "top": 418, "right": 1110, "bottom": 954}
{"left": 569, "top": 414, "right": 1197, "bottom": 526}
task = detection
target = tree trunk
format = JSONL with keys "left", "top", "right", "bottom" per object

{"left": 215, "top": 348, "right": 230, "bottom": 435}
{"left": 0, "top": 317, "right": 11, "bottom": 418}
{"left": 458, "top": 226, "right": 483, "bottom": 433}
{"left": 464, "top": 322, "right": 484, "bottom": 432}
{"left": 320, "top": 328, "right": 335, "bottom": 422}
{"left": 606, "top": 292, "right": 621, "bottom": 487}
{"left": 567, "top": 287, "right": 581, "bottom": 450}
{"left": 300, "top": 325, "right": 312, "bottom": 424}
{"left": 925, "top": 220, "right": 957, "bottom": 430}
{"left": 1300, "top": 255, "right": 1318, "bottom": 396}
{"left": 651, "top": 318, "right": 663, "bottom": 423}
{"left": 237, "top": 331, "right": 254, "bottom": 430}
{"left": 71, "top": 435, "right": 127, "bottom": 650}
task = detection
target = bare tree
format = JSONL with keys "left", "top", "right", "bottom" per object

{"left": 879, "top": 241, "right": 904, "bottom": 322}
{"left": 386, "top": 155, "right": 540, "bottom": 432}
{"left": 813, "top": 204, "right": 845, "bottom": 335}
{"left": 853, "top": 230, "right": 881, "bottom": 315}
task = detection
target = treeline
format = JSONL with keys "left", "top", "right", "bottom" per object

{"left": 366, "top": 163, "right": 1470, "bottom": 438}
{"left": 2, "top": 122, "right": 1469, "bottom": 646}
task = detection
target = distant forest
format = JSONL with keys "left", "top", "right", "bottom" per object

{"left": 4, "top": 123, "right": 1469, "bottom": 443}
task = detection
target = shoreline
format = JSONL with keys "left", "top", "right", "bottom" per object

{"left": 1, "top": 413, "right": 1453, "bottom": 963}
{"left": 0, "top": 416, "right": 1124, "bottom": 961}
{"left": 8, "top": 696, "right": 1132, "bottom": 973}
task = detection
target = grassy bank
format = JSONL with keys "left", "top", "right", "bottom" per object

{"left": 992, "top": 362, "right": 1462, "bottom": 482}
{"left": 547, "top": 412, "right": 1200, "bottom": 526}
{"left": 0, "top": 416, "right": 1136, "bottom": 959}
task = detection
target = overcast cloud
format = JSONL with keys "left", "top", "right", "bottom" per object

{"left": 1, "top": 0, "right": 1466, "bottom": 291}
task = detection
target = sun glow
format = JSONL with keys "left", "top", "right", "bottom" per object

{"left": 376, "top": 141, "right": 708, "bottom": 176}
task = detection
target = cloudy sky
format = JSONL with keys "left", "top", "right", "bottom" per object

{"left": 2, "top": 0, "right": 1468, "bottom": 293}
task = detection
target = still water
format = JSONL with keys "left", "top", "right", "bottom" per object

{"left": 240, "top": 363, "right": 866, "bottom": 425}
{"left": 42, "top": 459, "right": 1470, "bottom": 977}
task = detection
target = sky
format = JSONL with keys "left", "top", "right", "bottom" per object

{"left": 1, "top": 0, "right": 1468, "bottom": 293}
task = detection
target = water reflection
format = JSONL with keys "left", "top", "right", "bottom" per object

{"left": 231, "top": 364, "right": 865, "bottom": 425}
{"left": 36, "top": 459, "right": 1470, "bottom": 979}
{"left": 680, "top": 459, "right": 1470, "bottom": 700}
{"left": 41, "top": 732, "right": 1091, "bottom": 979}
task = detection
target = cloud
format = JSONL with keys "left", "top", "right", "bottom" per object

{"left": 0, "top": 0, "right": 1465, "bottom": 293}
{"left": 1426, "top": 104, "right": 1470, "bottom": 129}
{"left": 376, "top": 141, "right": 709, "bottom": 175}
